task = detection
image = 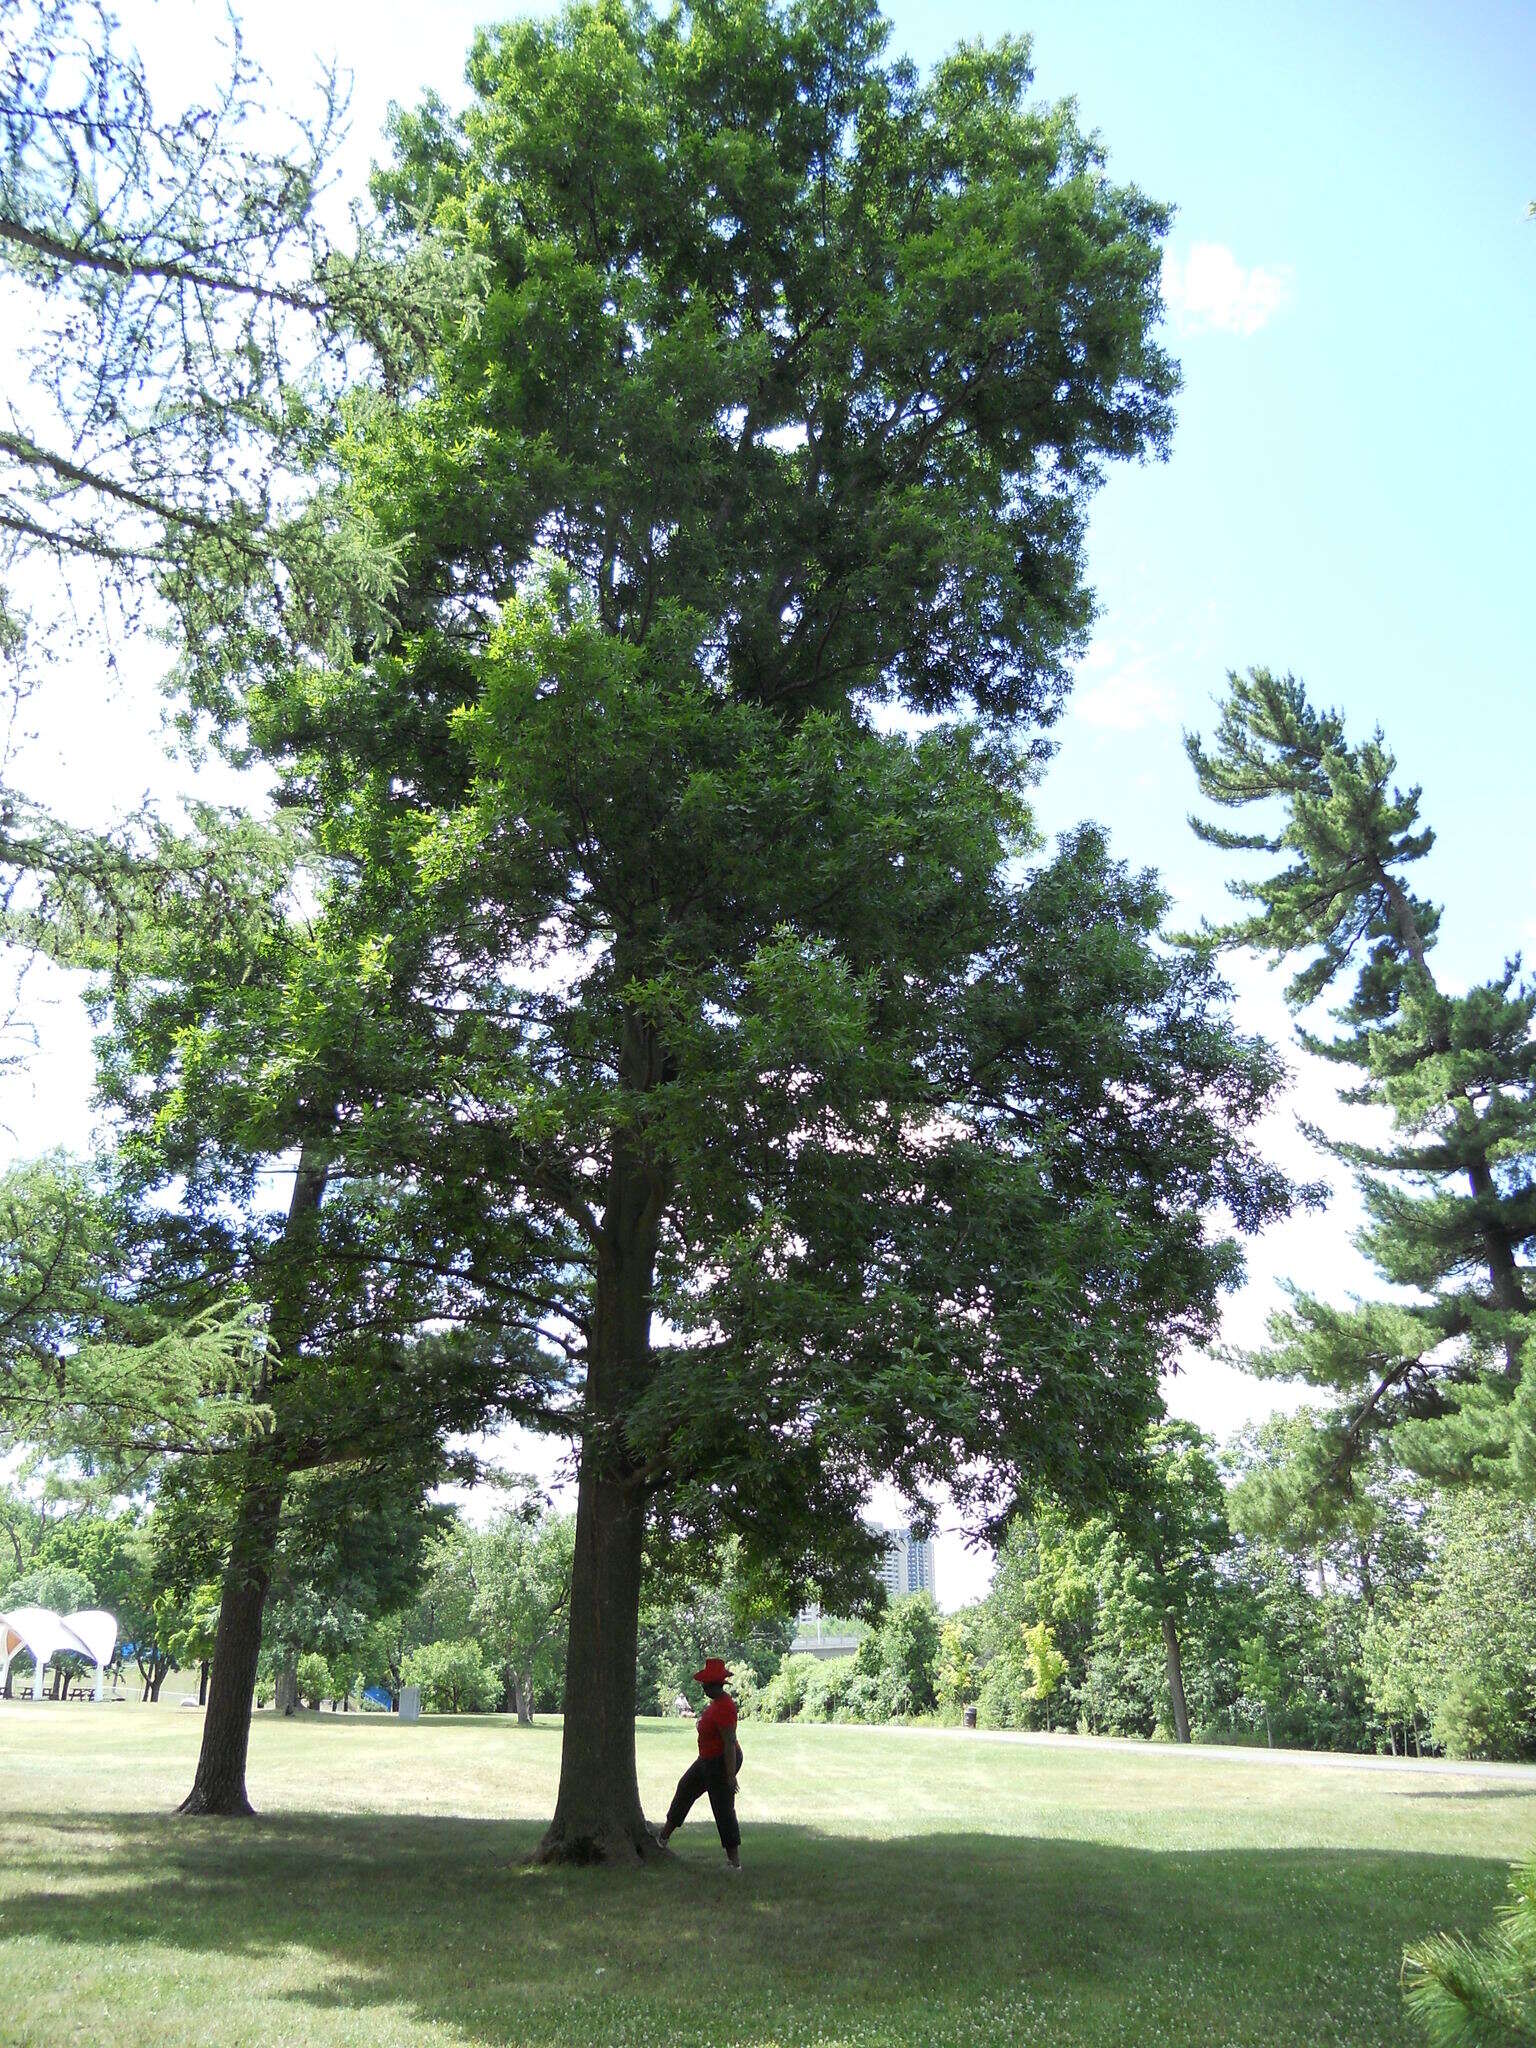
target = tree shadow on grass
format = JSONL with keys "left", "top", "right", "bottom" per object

{"left": 0, "top": 1807, "right": 1519, "bottom": 2048}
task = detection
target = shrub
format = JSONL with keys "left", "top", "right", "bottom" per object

{"left": 801, "top": 1656, "right": 859, "bottom": 1722}
{"left": 1432, "top": 1668, "right": 1526, "bottom": 1762}
{"left": 757, "top": 1653, "right": 821, "bottom": 1722}
{"left": 401, "top": 1638, "right": 498, "bottom": 1715}
{"left": 296, "top": 1652, "right": 331, "bottom": 1710}
{"left": 977, "top": 1653, "right": 1031, "bottom": 1729}
{"left": 834, "top": 1671, "right": 884, "bottom": 1723}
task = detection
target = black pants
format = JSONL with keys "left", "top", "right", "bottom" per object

{"left": 665, "top": 1745, "right": 742, "bottom": 1851}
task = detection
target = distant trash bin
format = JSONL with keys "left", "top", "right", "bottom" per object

{"left": 962, "top": 1705, "right": 977, "bottom": 1729}
{"left": 398, "top": 1685, "right": 422, "bottom": 1724}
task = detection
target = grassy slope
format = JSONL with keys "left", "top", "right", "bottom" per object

{"left": 0, "top": 1709, "right": 1530, "bottom": 2048}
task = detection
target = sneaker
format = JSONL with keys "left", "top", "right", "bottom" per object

{"left": 725, "top": 1849, "right": 741, "bottom": 1871}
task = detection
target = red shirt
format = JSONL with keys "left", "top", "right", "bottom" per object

{"left": 695, "top": 1693, "right": 737, "bottom": 1759}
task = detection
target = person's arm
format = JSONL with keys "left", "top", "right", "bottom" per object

{"left": 723, "top": 1707, "right": 738, "bottom": 1794}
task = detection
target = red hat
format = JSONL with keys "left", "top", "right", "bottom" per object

{"left": 693, "top": 1657, "right": 733, "bottom": 1685}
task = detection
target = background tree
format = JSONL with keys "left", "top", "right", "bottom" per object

{"left": 1362, "top": 1490, "right": 1536, "bottom": 1762}
{"left": 1187, "top": 670, "right": 1536, "bottom": 1499}
{"left": 636, "top": 1538, "right": 795, "bottom": 1715}
{"left": 466, "top": 1512, "right": 575, "bottom": 1724}
{"left": 854, "top": 1593, "right": 942, "bottom": 1719}
{"left": 402, "top": 1637, "right": 497, "bottom": 1715}
{"left": 934, "top": 1612, "right": 983, "bottom": 1717}
{"left": 153, "top": 1580, "right": 222, "bottom": 1706}
{"left": 1021, "top": 1620, "right": 1067, "bottom": 1730}
{"left": 1101, "top": 1422, "right": 1231, "bottom": 1743}
{"left": 253, "top": 0, "right": 1293, "bottom": 1865}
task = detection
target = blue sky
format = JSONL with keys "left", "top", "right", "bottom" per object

{"left": 5, "top": 0, "right": 1532, "bottom": 1601}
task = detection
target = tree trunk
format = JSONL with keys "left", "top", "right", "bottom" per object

{"left": 180, "top": 1143, "right": 325, "bottom": 1814}
{"left": 536, "top": 1007, "right": 669, "bottom": 1866}
{"left": 178, "top": 1474, "right": 284, "bottom": 1816}
{"left": 148, "top": 1657, "right": 167, "bottom": 1703}
{"left": 274, "top": 1646, "right": 299, "bottom": 1716}
{"left": 198, "top": 1659, "right": 209, "bottom": 1706}
{"left": 537, "top": 1456, "right": 652, "bottom": 1862}
{"left": 518, "top": 1668, "right": 535, "bottom": 1728}
{"left": 1162, "top": 1612, "right": 1191, "bottom": 1744}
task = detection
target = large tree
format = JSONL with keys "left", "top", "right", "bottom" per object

{"left": 219, "top": 0, "right": 1294, "bottom": 1862}
{"left": 1187, "top": 670, "right": 1536, "bottom": 1500}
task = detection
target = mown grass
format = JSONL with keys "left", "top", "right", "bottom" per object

{"left": 0, "top": 1706, "right": 1530, "bottom": 2047}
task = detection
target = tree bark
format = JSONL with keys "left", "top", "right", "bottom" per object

{"left": 198, "top": 1659, "right": 209, "bottom": 1706}
{"left": 178, "top": 1474, "right": 284, "bottom": 1816}
{"left": 537, "top": 1452, "right": 652, "bottom": 1862}
{"left": 1162, "top": 1612, "right": 1191, "bottom": 1744}
{"left": 518, "top": 1667, "right": 535, "bottom": 1728}
{"left": 537, "top": 1002, "right": 670, "bottom": 1865}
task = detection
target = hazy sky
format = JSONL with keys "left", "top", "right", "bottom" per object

{"left": 4, "top": 0, "right": 1532, "bottom": 1606}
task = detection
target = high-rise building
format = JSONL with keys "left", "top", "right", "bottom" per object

{"left": 876, "top": 1524, "right": 936, "bottom": 1603}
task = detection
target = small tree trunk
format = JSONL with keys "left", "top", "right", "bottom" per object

{"left": 518, "top": 1668, "right": 535, "bottom": 1728}
{"left": 274, "top": 1647, "right": 299, "bottom": 1716}
{"left": 1162, "top": 1612, "right": 1191, "bottom": 1744}
{"left": 148, "top": 1657, "right": 167, "bottom": 1703}
{"left": 198, "top": 1659, "right": 210, "bottom": 1707}
{"left": 178, "top": 1474, "right": 284, "bottom": 1817}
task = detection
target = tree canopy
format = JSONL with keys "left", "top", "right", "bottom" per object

{"left": 4, "top": 0, "right": 1299, "bottom": 1859}
{"left": 197, "top": 0, "right": 1298, "bottom": 1860}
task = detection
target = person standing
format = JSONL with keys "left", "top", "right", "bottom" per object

{"left": 657, "top": 1657, "right": 742, "bottom": 1869}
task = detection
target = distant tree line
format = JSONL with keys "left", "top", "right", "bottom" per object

{"left": 731, "top": 1427, "right": 1536, "bottom": 1763}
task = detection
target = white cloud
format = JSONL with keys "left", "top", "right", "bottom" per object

{"left": 1162, "top": 242, "right": 1293, "bottom": 337}
{"left": 1074, "top": 672, "right": 1178, "bottom": 732}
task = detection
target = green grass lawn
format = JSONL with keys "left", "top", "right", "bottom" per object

{"left": 0, "top": 1707, "right": 1530, "bottom": 2048}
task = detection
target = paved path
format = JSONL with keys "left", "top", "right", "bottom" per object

{"left": 857, "top": 1719, "right": 1536, "bottom": 1786}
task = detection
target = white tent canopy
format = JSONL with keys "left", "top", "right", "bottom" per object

{"left": 0, "top": 1606, "right": 118, "bottom": 1701}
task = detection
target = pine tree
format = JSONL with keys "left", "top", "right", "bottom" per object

{"left": 1405, "top": 1856, "right": 1536, "bottom": 2044}
{"left": 1187, "top": 669, "right": 1536, "bottom": 1497}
